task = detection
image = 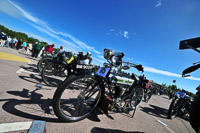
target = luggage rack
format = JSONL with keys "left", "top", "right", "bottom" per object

{"left": 179, "top": 37, "right": 200, "bottom": 53}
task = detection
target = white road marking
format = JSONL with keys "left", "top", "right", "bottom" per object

{"left": 157, "top": 120, "right": 168, "bottom": 127}
{"left": 16, "top": 68, "right": 24, "bottom": 74}
{"left": 0, "top": 121, "right": 32, "bottom": 133}
{"left": 16, "top": 68, "right": 39, "bottom": 75}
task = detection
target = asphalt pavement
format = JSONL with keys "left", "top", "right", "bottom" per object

{"left": 0, "top": 47, "right": 196, "bottom": 133}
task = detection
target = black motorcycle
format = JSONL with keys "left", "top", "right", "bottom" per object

{"left": 41, "top": 51, "right": 95, "bottom": 87}
{"left": 168, "top": 91, "right": 192, "bottom": 119}
{"left": 52, "top": 49, "right": 148, "bottom": 122}
{"left": 179, "top": 37, "right": 200, "bottom": 132}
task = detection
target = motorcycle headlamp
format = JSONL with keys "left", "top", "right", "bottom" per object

{"left": 104, "top": 49, "right": 115, "bottom": 60}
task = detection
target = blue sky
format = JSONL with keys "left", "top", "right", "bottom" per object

{"left": 0, "top": 0, "right": 200, "bottom": 93}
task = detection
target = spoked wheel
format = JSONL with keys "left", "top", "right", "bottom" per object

{"left": 42, "top": 62, "right": 67, "bottom": 87}
{"left": 130, "top": 87, "right": 144, "bottom": 108}
{"left": 37, "top": 57, "right": 52, "bottom": 72}
{"left": 53, "top": 75, "right": 101, "bottom": 122}
{"left": 168, "top": 98, "right": 179, "bottom": 119}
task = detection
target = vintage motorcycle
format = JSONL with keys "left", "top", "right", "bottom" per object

{"left": 168, "top": 91, "right": 193, "bottom": 119}
{"left": 41, "top": 51, "right": 95, "bottom": 87}
{"left": 52, "top": 49, "right": 148, "bottom": 122}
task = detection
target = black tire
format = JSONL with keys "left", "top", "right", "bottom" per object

{"left": 168, "top": 98, "right": 179, "bottom": 119}
{"left": 42, "top": 62, "right": 67, "bottom": 87}
{"left": 130, "top": 86, "right": 144, "bottom": 108}
{"left": 144, "top": 94, "right": 150, "bottom": 103}
{"left": 53, "top": 74, "right": 102, "bottom": 122}
{"left": 37, "top": 57, "right": 52, "bottom": 72}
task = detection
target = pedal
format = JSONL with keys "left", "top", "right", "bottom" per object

{"left": 98, "top": 96, "right": 113, "bottom": 119}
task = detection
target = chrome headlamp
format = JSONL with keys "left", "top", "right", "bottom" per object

{"left": 104, "top": 49, "right": 115, "bottom": 60}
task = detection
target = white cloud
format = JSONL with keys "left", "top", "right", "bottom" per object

{"left": 58, "top": 32, "right": 101, "bottom": 54}
{"left": 155, "top": 0, "right": 162, "bottom": 8}
{"left": 98, "top": 55, "right": 105, "bottom": 60}
{"left": 123, "top": 31, "right": 129, "bottom": 39}
{"left": 92, "top": 57, "right": 105, "bottom": 64}
{"left": 109, "top": 29, "right": 129, "bottom": 39}
{"left": 23, "top": 31, "right": 52, "bottom": 44}
{"left": 144, "top": 66, "right": 200, "bottom": 81}
{"left": 110, "top": 29, "right": 114, "bottom": 32}
{"left": 0, "top": 0, "right": 101, "bottom": 54}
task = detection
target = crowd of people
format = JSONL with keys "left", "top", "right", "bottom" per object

{"left": 0, "top": 31, "right": 61, "bottom": 58}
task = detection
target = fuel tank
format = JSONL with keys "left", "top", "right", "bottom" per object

{"left": 109, "top": 74, "right": 135, "bottom": 86}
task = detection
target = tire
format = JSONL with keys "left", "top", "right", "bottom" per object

{"left": 42, "top": 62, "right": 67, "bottom": 87}
{"left": 53, "top": 74, "right": 102, "bottom": 122}
{"left": 130, "top": 86, "right": 144, "bottom": 108}
{"left": 37, "top": 57, "right": 52, "bottom": 72}
{"left": 144, "top": 94, "right": 150, "bottom": 103}
{"left": 168, "top": 98, "right": 179, "bottom": 119}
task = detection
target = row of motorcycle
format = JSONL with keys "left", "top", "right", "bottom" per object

{"left": 36, "top": 49, "right": 155, "bottom": 122}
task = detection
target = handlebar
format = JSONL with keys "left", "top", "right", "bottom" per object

{"left": 182, "top": 63, "right": 200, "bottom": 77}
{"left": 123, "top": 61, "right": 144, "bottom": 72}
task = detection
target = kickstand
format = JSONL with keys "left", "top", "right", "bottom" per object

{"left": 131, "top": 107, "right": 137, "bottom": 118}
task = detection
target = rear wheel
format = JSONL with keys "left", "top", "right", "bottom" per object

{"left": 42, "top": 62, "right": 67, "bottom": 87}
{"left": 53, "top": 75, "right": 101, "bottom": 122}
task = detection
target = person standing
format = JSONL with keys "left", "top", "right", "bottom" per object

{"left": 4, "top": 36, "right": 11, "bottom": 47}
{"left": 16, "top": 39, "right": 23, "bottom": 50}
{"left": 32, "top": 42, "right": 42, "bottom": 58}
{"left": 0, "top": 32, "right": 7, "bottom": 47}
{"left": 22, "top": 41, "right": 27, "bottom": 50}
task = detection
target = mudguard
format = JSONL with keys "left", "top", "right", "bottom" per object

{"left": 52, "top": 59, "right": 67, "bottom": 66}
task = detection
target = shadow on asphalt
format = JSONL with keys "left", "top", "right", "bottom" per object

{"left": 162, "top": 96, "right": 170, "bottom": 100}
{"left": 0, "top": 88, "right": 60, "bottom": 122}
{"left": 25, "top": 56, "right": 40, "bottom": 61}
{"left": 91, "top": 127, "right": 145, "bottom": 133}
{"left": 0, "top": 88, "right": 106, "bottom": 123}
{"left": 19, "top": 63, "right": 39, "bottom": 73}
{"left": 139, "top": 104, "right": 168, "bottom": 119}
{"left": 19, "top": 74, "right": 44, "bottom": 85}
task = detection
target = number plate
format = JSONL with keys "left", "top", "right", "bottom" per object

{"left": 96, "top": 67, "right": 110, "bottom": 77}
{"left": 76, "top": 64, "right": 93, "bottom": 70}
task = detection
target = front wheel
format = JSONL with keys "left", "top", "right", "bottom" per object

{"left": 53, "top": 74, "right": 102, "bottom": 122}
{"left": 168, "top": 98, "right": 179, "bottom": 119}
{"left": 130, "top": 86, "right": 144, "bottom": 108}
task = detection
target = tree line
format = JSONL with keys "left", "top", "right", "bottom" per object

{"left": 0, "top": 24, "right": 48, "bottom": 47}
